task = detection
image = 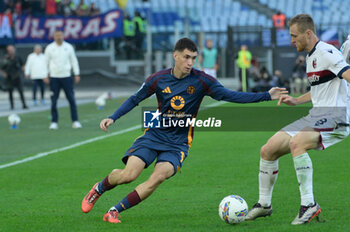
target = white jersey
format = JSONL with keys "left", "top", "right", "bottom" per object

{"left": 306, "top": 41, "right": 350, "bottom": 120}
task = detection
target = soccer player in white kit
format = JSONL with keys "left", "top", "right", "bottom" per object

{"left": 246, "top": 14, "right": 350, "bottom": 225}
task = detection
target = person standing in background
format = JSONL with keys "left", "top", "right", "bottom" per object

{"left": 292, "top": 55, "right": 308, "bottom": 94}
{"left": 236, "top": 44, "right": 252, "bottom": 91}
{"left": 133, "top": 11, "right": 146, "bottom": 58}
{"left": 272, "top": 10, "right": 286, "bottom": 29}
{"left": 1, "top": 45, "right": 28, "bottom": 110}
{"left": 199, "top": 39, "right": 219, "bottom": 78}
{"left": 25, "top": 44, "right": 47, "bottom": 106}
{"left": 45, "top": 30, "right": 82, "bottom": 130}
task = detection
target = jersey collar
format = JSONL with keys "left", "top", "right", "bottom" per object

{"left": 308, "top": 40, "right": 320, "bottom": 56}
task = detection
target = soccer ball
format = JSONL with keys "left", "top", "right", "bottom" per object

{"left": 95, "top": 97, "right": 106, "bottom": 110}
{"left": 8, "top": 114, "right": 21, "bottom": 129}
{"left": 218, "top": 195, "right": 248, "bottom": 224}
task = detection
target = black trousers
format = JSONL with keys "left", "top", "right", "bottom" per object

{"left": 8, "top": 78, "right": 27, "bottom": 109}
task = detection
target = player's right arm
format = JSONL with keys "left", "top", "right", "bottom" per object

{"left": 100, "top": 76, "right": 156, "bottom": 131}
{"left": 277, "top": 91, "right": 311, "bottom": 106}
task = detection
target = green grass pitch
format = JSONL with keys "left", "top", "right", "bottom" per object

{"left": 1, "top": 97, "right": 349, "bottom": 232}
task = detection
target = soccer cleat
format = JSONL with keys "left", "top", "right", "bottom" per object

{"left": 103, "top": 210, "right": 121, "bottom": 224}
{"left": 245, "top": 203, "right": 273, "bottom": 220}
{"left": 72, "top": 121, "right": 82, "bottom": 129}
{"left": 81, "top": 183, "right": 101, "bottom": 213}
{"left": 291, "top": 202, "right": 321, "bottom": 225}
{"left": 49, "top": 122, "right": 58, "bottom": 130}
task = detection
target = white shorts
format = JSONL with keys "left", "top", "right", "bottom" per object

{"left": 282, "top": 114, "right": 349, "bottom": 150}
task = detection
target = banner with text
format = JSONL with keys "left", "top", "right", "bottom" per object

{"left": 0, "top": 9, "right": 123, "bottom": 45}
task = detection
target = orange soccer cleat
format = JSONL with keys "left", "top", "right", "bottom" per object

{"left": 103, "top": 210, "right": 121, "bottom": 224}
{"left": 81, "top": 183, "right": 101, "bottom": 213}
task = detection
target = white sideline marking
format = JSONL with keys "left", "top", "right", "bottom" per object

{"left": 0, "top": 125, "right": 141, "bottom": 170}
{"left": 0, "top": 101, "right": 227, "bottom": 170}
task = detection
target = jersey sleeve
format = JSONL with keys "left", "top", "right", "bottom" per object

{"left": 206, "top": 79, "right": 271, "bottom": 103}
{"left": 322, "top": 48, "right": 350, "bottom": 78}
{"left": 108, "top": 77, "right": 156, "bottom": 121}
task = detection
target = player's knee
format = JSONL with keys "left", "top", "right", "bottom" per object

{"left": 119, "top": 169, "right": 138, "bottom": 184}
{"left": 260, "top": 144, "right": 272, "bottom": 160}
{"left": 289, "top": 137, "right": 301, "bottom": 153}
{"left": 151, "top": 173, "right": 168, "bottom": 185}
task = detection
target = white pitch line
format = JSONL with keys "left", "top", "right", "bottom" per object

{"left": 0, "top": 125, "right": 141, "bottom": 170}
{"left": 0, "top": 101, "right": 227, "bottom": 170}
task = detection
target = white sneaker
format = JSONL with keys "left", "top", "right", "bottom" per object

{"left": 49, "top": 122, "right": 58, "bottom": 130}
{"left": 72, "top": 121, "right": 82, "bottom": 129}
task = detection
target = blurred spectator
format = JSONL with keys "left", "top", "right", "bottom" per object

{"left": 60, "top": 0, "right": 76, "bottom": 16}
{"left": 4, "top": 0, "right": 14, "bottom": 11}
{"left": 46, "top": 0, "right": 56, "bottom": 15}
{"left": 236, "top": 44, "right": 252, "bottom": 91}
{"left": 123, "top": 13, "right": 135, "bottom": 59}
{"left": 199, "top": 39, "right": 219, "bottom": 78}
{"left": 249, "top": 57, "right": 260, "bottom": 91}
{"left": 76, "top": 0, "right": 88, "bottom": 16}
{"left": 269, "top": 69, "right": 289, "bottom": 90}
{"left": 89, "top": 2, "right": 100, "bottom": 16}
{"left": 292, "top": 55, "right": 308, "bottom": 94}
{"left": 253, "top": 66, "right": 271, "bottom": 92}
{"left": 25, "top": 44, "right": 48, "bottom": 106}
{"left": 45, "top": 30, "right": 82, "bottom": 130}
{"left": 1, "top": 45, "right": 28, "bottom": 110}
{"left": 14, "top": 0, "right": 22, "bottom": 16}
{"left": 272, "top": 10, "right": 286, "bottom": 29}
{"left": 133, "top": 11, "right": 146, "bottom": 59}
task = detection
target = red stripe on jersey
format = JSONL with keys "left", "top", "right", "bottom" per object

{"left": 145, "top": 69, "right": 171, "bottom": 83}
{"left": 148, "top": 76, "right": 165, "bottom": 95}
{"left": 307, "top": 70, "right": 336, "bottom": 86}
{"left": 307, "top": 69, "right": 333, "bottom": 77}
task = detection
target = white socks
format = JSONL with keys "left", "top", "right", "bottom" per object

{"left": 258, "top": 159, "right": 279, "bottom": 207}
{"left": 293, "top": 153, "right": 314, "bottom": 206}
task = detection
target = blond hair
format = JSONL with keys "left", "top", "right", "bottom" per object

{"left": 288, "top": 14, "right": 316, "bottom": 34}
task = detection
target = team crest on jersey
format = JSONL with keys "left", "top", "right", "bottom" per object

{"left": 187, "top": 86, "right": 196, "bottom": 94}
{"left": 312, "top": 58, "right": 317, "bottom": 69}
{"left": 171, "top": 96, "right": 185, "bottom": 110}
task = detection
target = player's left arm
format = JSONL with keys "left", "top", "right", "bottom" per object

{"left": 207, "top": 80, "right": 287, "bottom": 103}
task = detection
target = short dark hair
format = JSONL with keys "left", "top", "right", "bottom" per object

{"left": 174, "top": 38, "right": 198, "bottom": 52}
{"left": 288, "top": 14, "right": 316, "bottom": 34}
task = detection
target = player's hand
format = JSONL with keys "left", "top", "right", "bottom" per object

{"left": 74, "top": 75, "right": 80, "bottom": 84}
{"left": 100, "top": 118, "right": 114, "bottom": 132}
{"left": 268, "top": 87, "right": 288, "bottom": 100}
{"left": 277, "top": 95, "right": 298, "bottom": 106}
{"left": 43, "top": 77, "right": 50, "bottom": 84}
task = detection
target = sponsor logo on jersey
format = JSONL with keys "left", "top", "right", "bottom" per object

{"left": 162, "top": 86, "right": 172, "bottom": 93}
{"left": 312, "top": 58, "right": 317, "bottom": 68}
{"left": 187, "top": 85, "right": 196, "bottom": 94}
{"left": 171, "top": 96, "right": 185, "bottom": 110}
{"left": 308, "top": 74, "right": 320, "bottom": 83}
